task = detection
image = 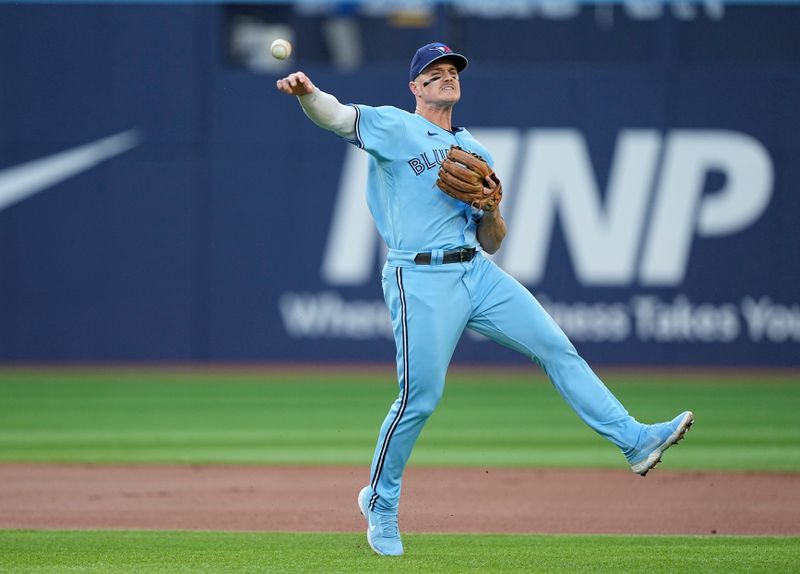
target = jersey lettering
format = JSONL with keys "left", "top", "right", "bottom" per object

{"left": 408, "top": 148, "right": 449, "bottom": 176}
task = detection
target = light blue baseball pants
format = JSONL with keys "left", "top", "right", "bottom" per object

{"left": 365, "top": 252, "right": 644, "bottom": 513}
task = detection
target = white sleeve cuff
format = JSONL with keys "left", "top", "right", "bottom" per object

{"left": 298, "top": 88, "right": 357, "bottom": 140}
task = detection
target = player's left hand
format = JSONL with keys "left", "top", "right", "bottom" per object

{"left": 435, "top": 145, "right": 503, "bottom": 212}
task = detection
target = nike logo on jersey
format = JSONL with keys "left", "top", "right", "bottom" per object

{"left": 427, "top": 131, "right": 438, "bottom": 136}
{"left": 0, "top": 129, "right": 143, "bottom": 212}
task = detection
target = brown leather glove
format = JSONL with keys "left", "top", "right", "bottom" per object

{"left": 435, "top": 145, "right": 503, "bottom": 212}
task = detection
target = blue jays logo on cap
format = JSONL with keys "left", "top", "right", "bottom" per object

{"left": 409, "top": 42, "right": 468, "bottom": 82}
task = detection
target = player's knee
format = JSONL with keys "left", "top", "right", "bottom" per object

{"left": 534, "top": 331, "right": 578, "bottom": 364}
{"left": 407, "top": 386, "right": 444, "bottom": 419}
{"left": 414, "top": 400, "right": 439, "bottom": 419}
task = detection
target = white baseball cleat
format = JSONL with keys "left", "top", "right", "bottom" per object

{"left": 626, "top": 411, "right": 694, "bottom": 476}
{"left": 357, "top": 486, "right": 403, "bottom": 556}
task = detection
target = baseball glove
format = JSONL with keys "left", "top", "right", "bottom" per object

{"left": 435, "top": 145, "right": 503, "bottom": 212}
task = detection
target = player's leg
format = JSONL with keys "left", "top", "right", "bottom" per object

{"left": 366, "top": 264, "right": 470, "bottom": 514}
{"left": 359, "top": 264, "right": 470, "bottom": 555}
{"left": 465, "top": 254, "right": 691, "bottom": 470}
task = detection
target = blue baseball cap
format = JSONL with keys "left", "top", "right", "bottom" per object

{"left": 409, "top": 42, "right": 468, "bottom": 82}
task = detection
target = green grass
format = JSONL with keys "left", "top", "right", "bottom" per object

{"left": 0, "top": 368, "right": 798, "bottom": 471}
{"left": 0, "top": 530, "right": 797, "bottom": 574}
{"left": 1, "top": 369, "right": 798, "bottom": 572}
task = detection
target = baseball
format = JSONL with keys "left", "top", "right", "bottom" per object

{"left": 270, "top": 39, "right": 292, "bottom": 61}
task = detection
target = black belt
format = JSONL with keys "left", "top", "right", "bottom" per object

{"left": 414, "top": 247, "right": 476, "bottom": 265}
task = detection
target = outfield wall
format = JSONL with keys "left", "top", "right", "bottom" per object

{"left": 1, "top": 4, "right": 798, "bottom": 365}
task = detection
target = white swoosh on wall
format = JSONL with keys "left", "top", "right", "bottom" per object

{"left": 0, "top": 129, "right": 143, "bottom": 212}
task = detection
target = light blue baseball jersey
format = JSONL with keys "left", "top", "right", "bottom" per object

{"left": 348, "top": 104, "right": 490, "bottom": 253}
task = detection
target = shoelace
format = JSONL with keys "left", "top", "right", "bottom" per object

{"left": 378, "top": 513, "right": 399, "bottom": 538}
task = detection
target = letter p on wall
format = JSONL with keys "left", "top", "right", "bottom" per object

{"left": 640, "top": 130, "right": 773, "bottom": 286}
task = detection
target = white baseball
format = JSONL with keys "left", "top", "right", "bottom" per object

{"left": 270, "top": 39, "right": 292, "bottom": 61}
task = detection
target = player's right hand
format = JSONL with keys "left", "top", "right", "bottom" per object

{"left": 276, "top": 71, "right": 316, "bottom": 96}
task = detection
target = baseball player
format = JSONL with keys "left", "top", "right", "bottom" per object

{"left": 276, "top": 42, "right": 693, "bottom": 557}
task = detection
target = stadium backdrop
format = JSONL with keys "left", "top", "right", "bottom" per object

{"left": 0, "top": 1, "right": 798, "bottom": 366}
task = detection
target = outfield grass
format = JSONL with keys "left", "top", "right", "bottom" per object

{"left": 0, "top": 368, "right": 798, "bottom": 471}
{"left": 0, "top": 530, "right": 797, "bottom": 574}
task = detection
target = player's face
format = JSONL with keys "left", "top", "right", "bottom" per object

{"left": 414, "top": 62, "right": 461, "bottom": 105}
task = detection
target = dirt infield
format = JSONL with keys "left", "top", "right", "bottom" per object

{"left": 1, "top": 464, "right": 798, "bottom": 536}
